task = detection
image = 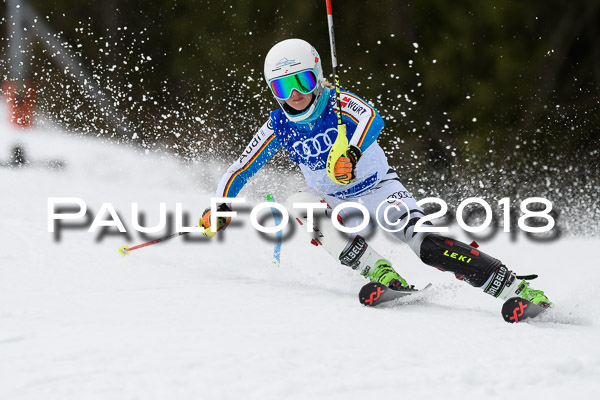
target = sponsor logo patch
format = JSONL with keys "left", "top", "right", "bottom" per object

{"left": 238, "top": 133, "right": 262, "bottom": 163}
{"left": 341, "top": 96, "right": 368, "bottom": 116}
{"left": 290, "top": 127, "right": 338, "bottom": 169}
{"left": 340, "top": 236, "right": 368, "bottom": 269}
{"left": 485, "top": 266, "right": 509, "bottom": 297}
{"left": 275, "top": 57, "right": 296, "bottom": 67}
{"left": 386, "top": 190, "right": 413, "bottom": 203}
{"left": 443, "top": 250, "right": 472, "bottom": 264}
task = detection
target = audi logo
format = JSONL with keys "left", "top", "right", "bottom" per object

{"left": 292, "top": 128, "right": 338, "bottom": 159}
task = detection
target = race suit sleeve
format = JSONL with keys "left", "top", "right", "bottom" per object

{"left": 215, "top": 119, "right": 282, "bottom": 198}
{"left": 339, "top": 90, "right": 384, "bottom": 152}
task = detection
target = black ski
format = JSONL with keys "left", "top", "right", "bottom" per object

{"left": 501, "top": 297, "right": 547, "bottom": 323}
{"left": 359, "top": 282, "right": 432, "bottom": 307}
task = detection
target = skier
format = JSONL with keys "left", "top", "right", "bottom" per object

{"left": 201, "top": 38, "right": 551, "bottom": 308}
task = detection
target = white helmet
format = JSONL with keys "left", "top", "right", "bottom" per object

{"left": 264, "top": 39, "right": 325, "bottom": 122}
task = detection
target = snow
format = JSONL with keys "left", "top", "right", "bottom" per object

{"left": 1, "top": 115, "right": 599, "bottom": 399}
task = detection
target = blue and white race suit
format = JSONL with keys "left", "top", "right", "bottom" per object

{"left": 216, "top": 88, "right": 429, "bottom": 255}
{"left": 218, "top": 88, "right": 391, "bottom": 198}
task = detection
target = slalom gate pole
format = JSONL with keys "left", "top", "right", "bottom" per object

{"left": 119, "top": 232, "right": 189, "bottom": 256}
{"left": 325, "top": 0, "right": 343, "bottom": 127}
{"left": 324, "top": 0, "right": 350, "bottom": 184}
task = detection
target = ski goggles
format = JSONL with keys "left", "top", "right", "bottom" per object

{"left": 269, "top": 70, "right": 318, "bottom": 100}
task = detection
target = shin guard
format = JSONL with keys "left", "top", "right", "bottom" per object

{"left": 419, "top": 235, "right": 506, "bottom": 288}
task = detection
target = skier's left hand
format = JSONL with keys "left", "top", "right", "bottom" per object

{"left": 199, "top": 203, "right": 232, "bottom": 237}
{"left": 333, "top": 145, "right": 361, "bottom": 184}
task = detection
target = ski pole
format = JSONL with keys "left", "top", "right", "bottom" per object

{"left": 324, "top": 0, "right": 350, "bottom": 185}
{"left": 118, "top": 232, "right": 189, "bottom": 255}
{"left": 266, "top": 193, "right": 282, "bottom": 267}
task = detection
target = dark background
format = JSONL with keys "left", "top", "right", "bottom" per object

{"left": 1, "top": 0, "right": 599, "bottom": 233}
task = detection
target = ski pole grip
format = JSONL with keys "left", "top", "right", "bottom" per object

{"left": 326, "top": 124, "right": 349, "bottom": 185}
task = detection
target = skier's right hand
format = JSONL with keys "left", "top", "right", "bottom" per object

{"left": 333, "top": 145, "right": 361, "bottom": 184}
{"left": 200, "top": 203, "right": 232, "bottom": 237}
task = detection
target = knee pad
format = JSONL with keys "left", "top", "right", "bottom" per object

{"left": 419, "top": 235, "right": 503, "bottom": 287}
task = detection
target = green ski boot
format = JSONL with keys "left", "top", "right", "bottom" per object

{"left": 497, "top": 273, "right": 552, "bottom": 308}
{"left": 515, "top": 280, "right": 552, "bottom": 308}
{"left": 364, "top": 259, "right": 411, "bottom": 290}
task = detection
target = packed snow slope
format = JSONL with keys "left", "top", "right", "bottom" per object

{"left": 1, "top": 118, "right": 599, "bottom": 400}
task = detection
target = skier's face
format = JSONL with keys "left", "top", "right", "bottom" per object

{"left": 285, "top": 90, "right": 313, "bottom": 111}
